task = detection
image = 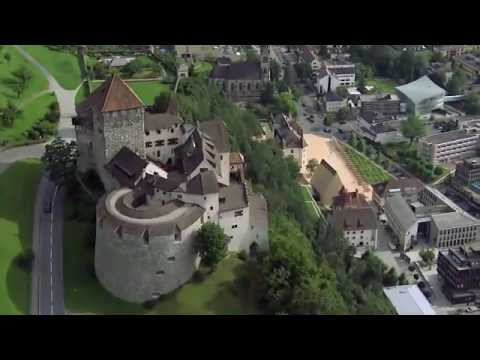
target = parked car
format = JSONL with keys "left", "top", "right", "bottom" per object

{"left": 324, "top": 127, "right": 331, "bottom": 133}
{"left": 44, "top": 199, "right": 52, "bottom": 214}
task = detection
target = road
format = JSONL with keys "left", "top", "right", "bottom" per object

{"left": 2, "top": 46, "right": 81, "bottom": 315}
{"left": 31, "top": 176, "right": 65, "bottom": 315}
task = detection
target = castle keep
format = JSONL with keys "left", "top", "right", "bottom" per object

{"left": 74, "top": 75, "right": 269, "bottom": 303}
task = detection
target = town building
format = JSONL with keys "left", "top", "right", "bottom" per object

{"left": 395, "top": 75, "right": 447, "bottom": 115}
{"left": 359, "top": 123, "right": 404, "bottom": 145}
{"left": 273, "top": 113, "right": 307, "bottom": 168}
{"left": 324, "top": 91, "right": 346, "bottom": 113}
{"left": 382, "top": 181, "right": 480, "bottom": 252}
{"left": 175, "top": 45, "right": 244, "bottom": 63}
{"left": 383, "top": 285, "right": 436, "bottom": 315}
{"left": 209, "top": 46, "right": 271, "bottom": 102}
{"left": 298, "top": 46, "right": 322, "bottom": 72}
{"left": 311, "top": 160, "right": 345, "bottom": 207}
{"left": 437, "top": 245, "right": 480, "bottom": 304}
{"left": 454, "top": 53, "right": 480, "bottom": 77}
{"left": 74, "top": 74, "right": 269, "bottom": 304}
{"left": 418, "top": 129, "right": 480, "bottom": 164}
{"left": 372, "top": 178, "right": 423, "bottom": 209}
{"left": 326, "top": 62, "right": 356, "bottom": 87}
{"left": 358, "top": 93, "right": 406, "bottom": 115}
{"left": 316, "top": 65, "right": 341, "bottom": 94}
{"left": 432, "top": 45, "right": 467, "bottom": 58}
{"left": 453, "top": 157, "right": 480, "bottom": 186}
{"left": 329, "top": 189, "right": 378, "bottom": 250}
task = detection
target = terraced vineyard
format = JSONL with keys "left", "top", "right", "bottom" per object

{"left": 343, "top": 145, "right": 392, "bottom": 185}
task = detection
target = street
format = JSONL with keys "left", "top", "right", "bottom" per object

{"left": 31, "top": 175, "right": 65, "bottom": 315}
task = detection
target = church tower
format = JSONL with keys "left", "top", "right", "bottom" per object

{"left": 260, "top": 45, "right": 271, "bottom": 82}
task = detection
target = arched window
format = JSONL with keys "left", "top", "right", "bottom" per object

{"left": 231, "top": 83, "right": 235, "bottom": 91}
{"left": 247, "top": 82, "right": 251, "bottom": 91}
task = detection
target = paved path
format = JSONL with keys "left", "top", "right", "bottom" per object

{"left": 14, "top": 45, "right": 78, "bottom": 142}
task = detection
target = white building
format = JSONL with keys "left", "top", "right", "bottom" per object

{"left": 329, "top": 189, "right": 378, "bottom": 250}
{"left": 274, "top": 113, "right": 308, "bottom": 169}
{"left": 326, "top": 63, "right": 356, "bottom": 87}
{"left": 395, "top": 75, "right": 446, "bottom": 115}
{"left": 383, "top": 285, "right": 436, "bottom": 315}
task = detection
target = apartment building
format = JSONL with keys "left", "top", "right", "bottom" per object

{"left": 454, "top": 157, "right": 480, "bottom": 186}
{"left": 418, "top": 129, "right": 480, "bottom": 164}
{"left": 327, "top": 63, "right": 356, "bottom": 87}
{"left": 438, "top": 245, "right": 480, "bottom": 304}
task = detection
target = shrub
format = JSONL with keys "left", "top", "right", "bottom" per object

{"left": 238, "top": 250, "right": 248, "bottom": 261}
{"left": 15, "top": 249, "right": 34, "bottom": 271}
{"left": 434, "top": 166, "right": 443, "bottom": 176}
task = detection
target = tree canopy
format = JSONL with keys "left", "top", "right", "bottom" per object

{"left": 401, "top": 114, "right": 426, "bottom": 143}
{"left": 194, "top": 222, "right": 229, "bottom": 269}
{"left": 42, "top": 137, "right": 79, "bottom": 183}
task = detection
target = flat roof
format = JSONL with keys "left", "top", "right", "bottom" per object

{"left": 395, "top": 75, "right": 446, "bottom": 104}
{"left": 383, "top": 285, "right": 436, "bottom": 315}
{"left": 422, "top": 130, "right": 477, "bottom": 145}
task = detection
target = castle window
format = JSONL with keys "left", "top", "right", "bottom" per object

{"left": 200, "top": 168, "right": 208, "bottom": 172}
{"left": 232, "top": 225, "right": 238, "bottom": 229}
{"left": 220, "top": 197, "right": 226, "bottom": 204}
{"left": 171, "top": 129, "right": 174, "bottom": 133}
{"left": 157, "top": 150, "right": 161, "bottom": 157}
{"left": 145, "top": 131, "right": 150, "bottom": 136}
{"left": 220, "top": 155, "right": 223, "bottom": 160}
{"left": 167, "top": 256, "right": 175, "bottom": 262}
{"left": 155, "top": 140, "right": 165, "bottom": 146}
{"left": 143, "top": 230, "right": 149, "bottom": 245}
{"left": 156, "top": 270, "right": 165, "bottom": 275}
{"left": 204, "top": 196, "right": 207, "bottom": 200}
{"left": 247, "top": 82, "right": 251, "bottom": 91}
{"left": 156, "top": 129, "right": 161, "bottom": 134}
{"left": 234, "top": 210, "right": 244, "bottom": 217}
{"left": 174, "top": 232, "right": 181, "bottom": 242}
{"left": 168, "top": 138, "right": 179, "bottom": 145}
{"left": 146, "top": 141, "right": 153, "bottom": 148}
{"left": 177, "top": 194, "right": 183, "bottom": 199}
{"left": 210, "top": 206, "right": 214, "bottom": 210}
{"left": 115, "top": 226, "right": 123, "bottom": 239}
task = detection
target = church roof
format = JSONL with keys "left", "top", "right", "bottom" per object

{"left": 210, "top": 61, "right": 261, "bottom": 80}
{"left": 77, "top": 74, "right": 144, "bottom": 114}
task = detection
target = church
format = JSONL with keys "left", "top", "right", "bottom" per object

{"left": 209, "top": 46, "right": 271, "bottom": 101}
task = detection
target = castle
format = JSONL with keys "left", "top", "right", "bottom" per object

{"left": 73, "top": 75, "right": 269, "bottom": 303}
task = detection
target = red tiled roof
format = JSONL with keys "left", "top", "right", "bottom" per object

{"left": 77, "top": 74, "right": 144, "bottom": 114}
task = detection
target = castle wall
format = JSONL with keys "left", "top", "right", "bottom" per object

{"left": 144, "top": 124, "right": 184, "bottom": 164}
{"left": 219, "top": 206, "right": 250, "bottom": 252}
{"left": 95, "top": 200, "right": 203, "bottom": 303}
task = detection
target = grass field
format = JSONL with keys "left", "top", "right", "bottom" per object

{"left": 23, "top": 45, "right": 83, "bottom": 90}
{"left": 0, "top": 159, "right": 42, "bottom": 314}
{"left": 366, "top": 77, "right": 398, "bottom": 94}
{"left": 63, "top": 199, "right": 259, "bottom": 314}
{"left": 0, "top": 92, "right": 57, "bottom": 145}
{"left": 0, "top": 46, "right": 49, "bottom": 109}
{"left": 76, "top": 80, "right": 171, "bottom": 106}
{"left": 344, "top": 145, "right": 392, "bottom": 185}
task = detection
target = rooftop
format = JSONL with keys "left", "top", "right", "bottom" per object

{"left": 105, "top": 147, "right": 147, "bottom": 188}
{"left": 199, "top": 120, "right": 231, "bottom": 153}
{"left": 186, "top": 170, "right": 219, "bottom": 195}
{"left": 219, "top": 180, "right": 248, "bottom": 212}
{"left": 383, "top": 285, "right": 436, "bottom": 315}
{"left": 77, "top": 74, "right": 144, "bottom": 115}
{"left": 144, "top": 112, "right": 183, "bottom": 131}
{"left": 395, "top": 75, "right": 446, "bottom": 104}
{"left": 421, "top": 129, "right": 477, "bottom": 145}
{"left": 385, "top": 192, "right": 417, "bottom": 232}
{"left": 210, "top": 60, "right": 261, "bottom": 81}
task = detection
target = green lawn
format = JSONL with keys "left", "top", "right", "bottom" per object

{"left": 344, "top": 145, "right": 392, "bottom": 185}
{"left": 0, "top": 92, "right": 57, "bottom": 145}
{"left": 0, "top": 46, "right": 49, "bottom": 109}
{"left": 64, "top": 198, "right": 259, "bottom": 314}
{"left": 0, "top": 159, "right": 42, "bottom": 314}
{"left": 23, "top": 45, "right": 83, "bottom": 90}
{"left": 366, "top": 77, "right": 398, "bottom": 94}
{"left": 76, "top": 80, "right": 171, "bottom": 106}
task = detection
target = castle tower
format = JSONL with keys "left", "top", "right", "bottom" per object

{"left": 260, "top": 45, "right": 271, "bottom": 82}
{"left": 77, "top": 74, "right": 146, "bottom": 191}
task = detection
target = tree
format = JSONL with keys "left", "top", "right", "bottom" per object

{"left": 429, "top": 70, "right": 447, "bottom": 88}
{"left": 41, "top": 138, "right": 79, "bottom": 183}
{"left": 434, "top": 166, "right": 443, "bottom": 176}
{"left": 336, "top": 86, "right": 349, "bottom": 99}
{"left": 93, "top": 61, "right": 110, "bottom": 79}
{"left": 349, "top": 133, "right": 358, "bottom": 148}
{"left": 318, "top": 45, "right": 329, "bottom": 59}
{"left": 396, "top": 50, "right": 416, "bottom": 82}
{"left": 357, "top": 137, "right": 366, "bottom": 153}
{"left": 194, "top": 222, "right": 229, "bottom": 270}
{"left": 152, "top": 92, "right": 171, "bottom": 113}
{"left": 401, "top": 114, "right": 426, "bottom": 144}
{"left": 246, "top": 49, "right": 260, "bottom": 62}
{"left": 270, "top": 60, "right": 281, "bottom": 82}
{"left": 0, "top": 101, "right": 22, "bottom": 127}
{"left": 431, "top": 51, "right": 447, "bottom": 63}
{"left": 335, "top": 107, "right": 351, "bottom": 122}
{"left": 419, "top": 249, "right": 435, "bottom": 269}
{"left": 260, "top": 82, "right": 275, "bottom": 105}
{"left": 4, "top": 53, "right": 11, "bottom": 63}
{"left": 121, "top": 60, "right": 142, "bottom": 78}
{"left": 446, "top": 70, "right": 467, "bottom": 95}
{"left": 306, "top": 158, "right": 320, "bottom": 176}
{"left": 383, "top": 267, "right": 398, "bottom": 286}
{"left": 398, "top": 273, "right": 408, "bottom": 285}
{"left": 464, "top": 92, "right": 480, "bottom": 115}
{"left": 293, "top": 63, "right": 312, "bottom": 81}
{"left": 276, "top": 91, "right": 298, "bottom": 117}
{"left": 11, "top": 66, "right": 33, "bottom": 96}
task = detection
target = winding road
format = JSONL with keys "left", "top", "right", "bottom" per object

{"left": 0, "top": 46, "right": 81, "bottom": 315}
